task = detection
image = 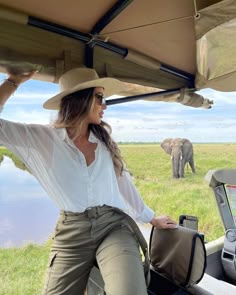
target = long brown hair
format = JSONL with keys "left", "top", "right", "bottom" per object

{"left": 54, "top": 87, "right": 124, "bottom": 176}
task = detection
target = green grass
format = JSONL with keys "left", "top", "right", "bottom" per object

{"left": 0, "top": 241, "right": 51, "bottom": 295}
{"left": 0, "top": 147, "right": 28, "bottom": 171}
{"left": 120, "top": 143, "right": 236, "bottom": 241}
{"left": 1, "top": 143, "right": 236, "bottom": 294}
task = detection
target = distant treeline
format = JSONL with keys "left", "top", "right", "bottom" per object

{"left": 117, "top": 142, "right": 236, "bottom": 145}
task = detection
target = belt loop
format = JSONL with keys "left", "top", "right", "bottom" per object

{"left": 86, "top": 206, "right": 101, "bottom": 218}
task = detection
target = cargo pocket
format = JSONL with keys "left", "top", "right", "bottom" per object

{"left": 48, "top": 251, "right": 57, "bottom": 267}
{"left": 42, "top": 251, "right": 58, "bottom": 294}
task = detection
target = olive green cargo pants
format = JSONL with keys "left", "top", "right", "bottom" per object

{"left": 42, "top": 205, "right": 147, "bottom": 295}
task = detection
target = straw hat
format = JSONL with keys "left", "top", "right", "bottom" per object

{"left": 43, "top": 67, "right": 124, "bottom": 110}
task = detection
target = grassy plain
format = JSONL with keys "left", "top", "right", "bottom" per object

{"left": 1, "top": 143, "right": 236, "bottom": 294}
{"left": 120, "top": 143, "right": 236, "bottom": 241}
{"left": 0, "top": 242, "right": 51, "bottom": 295}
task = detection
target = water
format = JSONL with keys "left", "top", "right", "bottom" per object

{"left": 0, "top": 156, "right": 152, "bottom": 248}
{"left": 0, "top": 156, "right": 59, "bottom": 248}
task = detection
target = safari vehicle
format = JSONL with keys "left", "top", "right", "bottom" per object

{"left": 0, "top": 0, "right": 236, "bottom": 294}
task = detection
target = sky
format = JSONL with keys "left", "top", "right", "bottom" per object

{"left": 0, "top": 73, "right": 236, "bottom": 143}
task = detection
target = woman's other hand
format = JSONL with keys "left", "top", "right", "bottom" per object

{"left": 150, "top": 215, "right": 177, "bottom": 229}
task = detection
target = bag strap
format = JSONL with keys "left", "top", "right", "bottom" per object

{"left": 112, "top": 208, "right": 150, "bottom": 283}
{"left": 112, "top": 208, "right": 148, "bottom": 256}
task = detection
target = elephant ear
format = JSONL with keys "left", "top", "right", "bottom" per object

{"left": 161, "top": 138, "right": 172, "bottom": 155}
{"left": 182, "top": 138, "right": 191, "bottom": 145}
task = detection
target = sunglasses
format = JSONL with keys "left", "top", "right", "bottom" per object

{"left": 94, "top": 93, "right": 106, "bottom": 105}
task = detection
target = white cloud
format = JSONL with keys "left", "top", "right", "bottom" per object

{"left": 199, "top": 89, "right": 236, "bottom": 105}
{"left": 7, "top": 92, "right": 57, "bottom": 105}
{"left": 5, "top": 109, "right": 54, "bottom": 123}
{"left": 105, "top": 90, "right": 236, "bottom": 142}
{"left": 1, "top": 74, "right": 236, "bottom": 142}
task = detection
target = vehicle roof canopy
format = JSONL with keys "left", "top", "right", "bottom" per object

{"left": 0, "top": 0, "right": 235, "bottom": 108}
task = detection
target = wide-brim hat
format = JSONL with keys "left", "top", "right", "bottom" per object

{"left": 43, "top": 67, "right": 124, "bottom": 110}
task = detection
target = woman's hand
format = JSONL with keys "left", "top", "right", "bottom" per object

{"left": 150, "top": 215, "right": 177, "bottom": 229}
{"left": 0, "top": 71, "right": 37, "bottom": 106}
{"left": 7, "top": 71, "right": 37, "bottom": 86}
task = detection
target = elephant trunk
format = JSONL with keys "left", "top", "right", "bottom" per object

{"left": 172, "top": 150, "right": 184, "bottom": 178}
{"left": 172, "top": 154, "right": 180, "bottom": 178}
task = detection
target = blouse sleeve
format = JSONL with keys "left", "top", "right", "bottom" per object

{"left": 117, "top": 169, "right": 154, "bottom": 223}
{"left": 0, "top": 105, "right": 31, "bottom": 162}
{"left": 0, "top": 105, "right": 52, "bottom": 165}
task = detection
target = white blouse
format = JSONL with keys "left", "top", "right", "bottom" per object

{"left": 0, "top": 105, "right": 154, "bottom": 223}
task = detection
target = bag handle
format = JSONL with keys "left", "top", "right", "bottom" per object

{"left": 112, "top": 208, "right": 150, "bottom": 285}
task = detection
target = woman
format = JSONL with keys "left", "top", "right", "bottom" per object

{"left": 0, "top": 67, "right": 177, "bottom": 295}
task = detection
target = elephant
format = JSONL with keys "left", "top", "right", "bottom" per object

{"left": 160, "top": 138, "right": 195, "bottom": 178}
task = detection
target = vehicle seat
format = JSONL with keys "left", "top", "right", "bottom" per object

{"left": 148, "top": 226, "right": 207, "bottom": 295}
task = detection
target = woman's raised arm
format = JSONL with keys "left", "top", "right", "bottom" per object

{"left": 0, "top": 71, "right": 36, "bottom": 106}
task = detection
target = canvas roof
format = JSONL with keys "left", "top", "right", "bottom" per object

{"left": 0, "top": 0, "right": 235, "bottom": 108}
